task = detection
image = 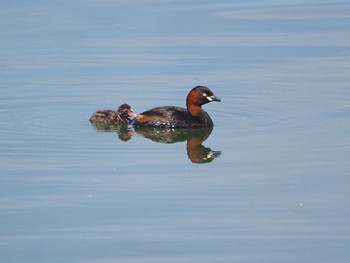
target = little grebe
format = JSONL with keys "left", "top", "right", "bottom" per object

{"left": 133, "top": 86, "right": 220, "bottom": 128}
{"left": 90, "top": 103, "right": 136, "bottom": 125}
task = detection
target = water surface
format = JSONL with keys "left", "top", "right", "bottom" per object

{"left": 1, "top": 1, "right": 350, "bottom": 262}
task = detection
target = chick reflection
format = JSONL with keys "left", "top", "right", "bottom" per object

{"left": 90, "top": 123, "right": 133, "bottom": 141}
{"left": 134, "top": 127, "right": 221, "bottom": 164}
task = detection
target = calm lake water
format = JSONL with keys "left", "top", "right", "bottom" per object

{"left": 1, "top": 0, "right": 350, "bottom": 262}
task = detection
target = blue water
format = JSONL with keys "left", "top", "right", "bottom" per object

{"left": 1, "top": 1, "right": 350, "bottom": 262}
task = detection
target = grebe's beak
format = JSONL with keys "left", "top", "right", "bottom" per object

{"left": 207, "top": 95, "right": 221, "bottom": 102}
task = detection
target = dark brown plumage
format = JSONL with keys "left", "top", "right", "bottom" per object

{"left": 133, "top": 86, "right": 220, "bottom": 128}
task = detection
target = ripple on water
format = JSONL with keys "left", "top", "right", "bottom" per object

{"left": 214, "top": 92, "right": 313, "bottom": 136}
{"left": 215, "top": 107, "right": 287, "bottom": 135}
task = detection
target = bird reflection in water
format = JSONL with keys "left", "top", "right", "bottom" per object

{"left": 90, "top": 122, "right": 133, "bottom": 142}
{"left": 134, "top": 126, "right": 221, "bottom": 164}
{"left": 91, "top": 124, "right": 221, "bottom": 164}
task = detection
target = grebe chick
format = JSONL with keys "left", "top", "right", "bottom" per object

{"left": 90, "top": 103, "right": 136, "bottom": 125}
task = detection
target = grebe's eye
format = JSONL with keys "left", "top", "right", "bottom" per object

{"left": 202, "top": 93, "right": 207, "bottom": 97}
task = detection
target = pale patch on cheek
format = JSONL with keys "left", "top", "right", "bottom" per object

{"left": 202, "top": 92, "right": 213, "bottom": 101}
{"left": 203, "top": 151, "right": 214, "bottom": 161}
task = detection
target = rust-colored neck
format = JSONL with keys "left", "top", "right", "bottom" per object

{"left": 186, "top": 91, "right": 204, "bottom": 116}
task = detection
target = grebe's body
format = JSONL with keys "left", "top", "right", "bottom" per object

{"left": 134, "top": 86, "right": 220, "bottom": 128}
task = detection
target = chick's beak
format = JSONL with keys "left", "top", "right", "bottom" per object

{"left": 128, "top": 110, "right": 137, "bottom": 118}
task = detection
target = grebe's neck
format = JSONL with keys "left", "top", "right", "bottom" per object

{"left": 186, "top": 91, "right": 205, "bottom": 117}
{"left": 187, "top": 103, "right": 205, "bottom": 116}
{"left": 186, "top": 100, "right": 213, "bottom": 126}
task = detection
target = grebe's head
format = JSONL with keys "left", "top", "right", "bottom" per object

{"left": 187, "top": 86, "right": 221, "bottom": 107}
{"left": 118, "top": 104, "right": 137, "bottom": 118}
